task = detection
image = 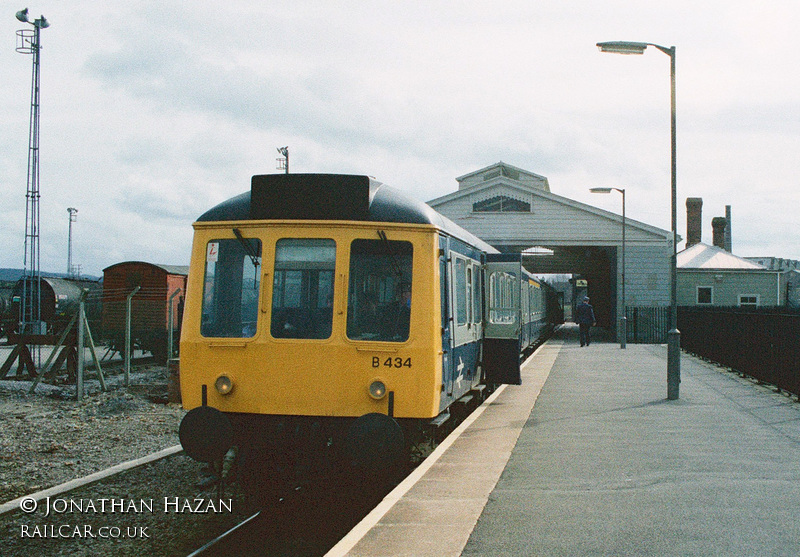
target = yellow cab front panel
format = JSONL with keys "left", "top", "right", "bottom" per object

{"left": 179, "top": 219, "right": 443, "bottom": 419}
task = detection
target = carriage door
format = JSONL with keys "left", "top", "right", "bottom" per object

{"left": 483, "top": 258, "right": 522, "bottom": 385}
{"left": 439, "top": 236, "right": 455, "bottom": 407}
{"left": 450, "top": 253, "right": 481, "bottom": 399}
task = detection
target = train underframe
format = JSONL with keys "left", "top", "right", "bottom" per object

{"left": 180, "top": 389, "right": 489, "bottom": 502}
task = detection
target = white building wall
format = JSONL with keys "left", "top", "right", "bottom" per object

{"left": 623, "top": 243, "right": 672, "bottom": 308}
{"left": 677, "top": 271, "right": 782, "bottom": 306}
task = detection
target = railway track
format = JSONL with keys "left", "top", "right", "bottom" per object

{"left": 0, "top": 444, "right": 251, "bottom": 557}
{"left": 1, "top": 355, "right": 503, "bottom": 556}
{"left": 0, "top": 445, "right": 183, "bottom": 517}
{"left": 183, "top": 475, "right": 398, "bottom": 557}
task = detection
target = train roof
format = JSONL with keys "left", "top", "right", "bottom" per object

{"left": 197, "top": 174, "right": 498, "bottom": 254}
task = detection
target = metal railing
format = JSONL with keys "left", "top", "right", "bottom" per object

{"left": 679, "top": 307, "right": 800, "bottom": 396}
{"left": 625, "top": 306, "right": 669, "bottom": 344}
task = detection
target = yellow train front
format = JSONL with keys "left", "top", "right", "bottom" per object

{"left": 178, "top": 173, "right": 517, "bottom": 488}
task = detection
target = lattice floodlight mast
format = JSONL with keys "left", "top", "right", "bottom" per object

{"left": 15, "top": 8, "right": 48, "bottom": 336}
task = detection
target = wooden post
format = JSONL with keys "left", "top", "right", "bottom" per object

{"left": 76, "top": 295, "right": 85, "bottom": 400}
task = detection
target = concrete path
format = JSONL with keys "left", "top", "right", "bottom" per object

{"left": 330, "top": 324, "right": 800, "bottom": 556}
{"left": 463, "top": 326, "right": 800, "bottom": 556}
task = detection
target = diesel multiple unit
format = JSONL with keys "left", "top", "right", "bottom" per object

{"left": 178, "top": 174, "right": 559, "bottom": 490}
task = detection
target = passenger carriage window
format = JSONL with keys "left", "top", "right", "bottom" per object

{"left": 347, "top": 239, "right": 413, "bottom": 342}
{"left": 489, "top": 271, "right": 517, "bottom": 324}
{"left": 201, "top": 237, "right": 261, "bottom": 338}
{"left": 271, "top": 239, "right": 336, "bottom": 339}
{"left": 473, "top": 265, "right": 482, "bottom": 324}
{"left": 456, "top": 259, "right": 467, "bottom": 326}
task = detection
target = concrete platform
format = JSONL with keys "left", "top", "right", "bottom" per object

{"left": 327, "top": 324, "right": 800, "bottom": 556}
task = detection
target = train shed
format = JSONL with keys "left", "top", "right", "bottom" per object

{"left": 428, "top": 162, "right": 674, "bottom": 342}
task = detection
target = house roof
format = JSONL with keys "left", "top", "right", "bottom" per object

{"left": 677, "top": 243, "right": 766, "bottom": 270}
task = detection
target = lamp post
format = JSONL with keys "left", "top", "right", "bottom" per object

{"left": 591, "top": 187, "right": 626, "bottom": 349}
{"left": 277, "top": 146, "right": 289, "bottom": 174}
{"left": 67, "top": 207, "right": 77, "bottom": 277}
{"left": 597, "top": 40, "right": 680, "bottom": 399}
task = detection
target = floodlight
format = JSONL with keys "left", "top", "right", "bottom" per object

{"left": 16, "top": 8, "right": 29, "bottom": 23}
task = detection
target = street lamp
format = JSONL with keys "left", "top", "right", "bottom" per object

{"left": 67, "top": 207, "right": 78, "bottom": 277}
{"left": 591, "top": 187, "right": 626, "bottom": 349}
{"left": 277, "top": 146, "right": 289, "bottom": 174}
{"left": 597, "top": 40, "right": 680, "bottom": 399}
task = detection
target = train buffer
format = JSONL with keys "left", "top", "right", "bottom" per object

{"left": 327, "top": 324, "right": 800, "bottom": 557}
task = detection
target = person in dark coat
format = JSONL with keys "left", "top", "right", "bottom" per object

{"left": 574, "top": 296, "right": 596, "bottom": 347}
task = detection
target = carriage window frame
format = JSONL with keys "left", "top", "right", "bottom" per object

{"left": 473, "top": 265, "right": 482, "bottom": 324}
{"left": 489, "top": 271, "right": 517, "bottom": 324}
{"left": 455, "top": 258, "right": 468, "bottom": 326}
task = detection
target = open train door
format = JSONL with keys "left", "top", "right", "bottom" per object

{"left": 483, "top": 254, "right": 522, "bottom": 385}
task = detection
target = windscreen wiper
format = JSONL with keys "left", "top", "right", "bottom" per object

{"left": 233, "top": 228, "right": 260, "bottom": 269}
{"left": 377, "top": 229, "right": 404, "bottom": 280}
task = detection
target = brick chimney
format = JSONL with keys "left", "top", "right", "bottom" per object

{"left": 686, "top": 197, "right": 703, "bottom": 247}
{"left": 712, "top": 216, "right": 727, "bottom": 249}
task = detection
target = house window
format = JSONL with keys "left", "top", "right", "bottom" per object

{"left": 697, "top": 286, "right": 713, "bottom": 305}
{"left": 738, "top": 294, "right": 759, "bottom": 308}
{"left": 473, "top": 195, "right": 530, "bottom": 213}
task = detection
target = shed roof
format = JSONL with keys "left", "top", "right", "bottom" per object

{"left": 677, "top": 243, "right": 765, "bottom": 270}
{"left": 103, "top": 261, "right": 189, "bottom": 276}
{"left": 455, "top": 161, "right": 550, "bottom": 192}
{"left": 428, "top": 169, "right": 672, "bottom": 244}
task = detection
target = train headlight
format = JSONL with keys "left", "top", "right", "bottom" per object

{"left": 214, "top": 375, "right": 234, "bottom": 395}
{"left": 368, "top": 380, "right": 387, "bottom": 400}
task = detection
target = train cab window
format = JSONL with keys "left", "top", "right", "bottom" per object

{"left": 201, "top": 237, "right": 262, "bottom": 338}
{"left": 271, "top": 239, "right": 336, "bottom": 339}
{"left": 347, "top": 239, "right": 413, "bottom": 342}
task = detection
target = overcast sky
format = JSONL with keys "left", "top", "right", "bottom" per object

{"left": 2, "top": 1, "right": 799, "bottom": 277}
